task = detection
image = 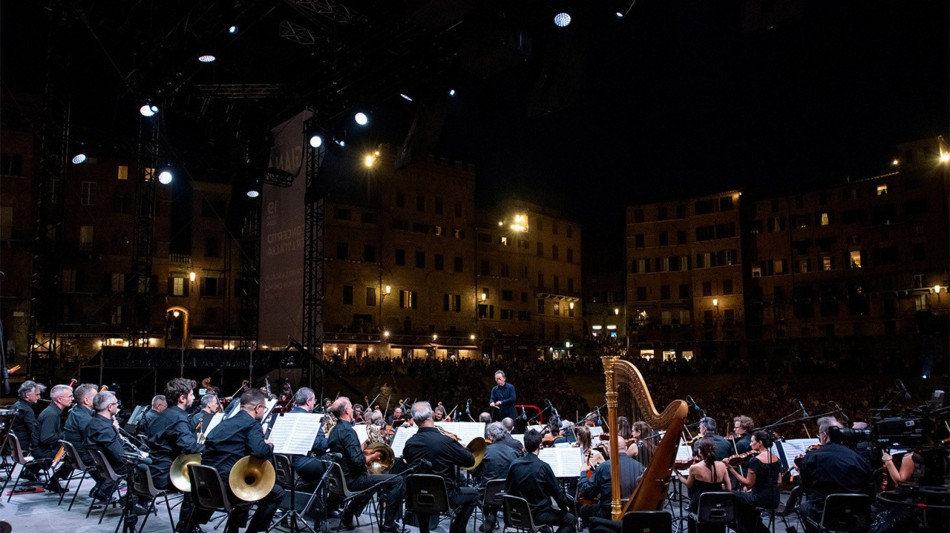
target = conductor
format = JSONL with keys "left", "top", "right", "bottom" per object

{"left": 489, "top": 370, "right": 516, "bottom": 421}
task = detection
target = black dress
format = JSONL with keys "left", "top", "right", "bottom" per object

{"left": 734, "top": 456, "right": 781, "bottom": 533}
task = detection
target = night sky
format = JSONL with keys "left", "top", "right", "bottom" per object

{"left": 2, "top": 1, "right": 947, "bottom": 243}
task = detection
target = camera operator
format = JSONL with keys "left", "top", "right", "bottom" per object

{"left": 798, "top": 416, "right": 873, "bottom": 531}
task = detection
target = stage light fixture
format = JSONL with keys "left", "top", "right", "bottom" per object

{"left": 247, "top": 178, "right": 262, "bottom": 198}
{"left": 554, "top": 12, "right": 571, "bottom": 27}
{"left": 616, "top": 11, "right": 624, "bottom": 18}
{"left": 140, "top": 104, "right": 159, "bottom": 117}
{"left": 158, "top": 170, "right": 173, "bottom": 184}
{"left": 448, "top": 89, "right": 456, "bottom": 97}
{"left": 228, "top": 25, "right": 238, "bottom": 34}
{"left": 198, "top": 54, "right": 217, "bottom": 63}
{"left": 71, "top": 144, "right": 87, "bottom": 165}
{"left": 354, "top": 112, "right": 369, "bottom": 126}
{"left": 309, "top": 134, "right": 323, "bottom": 148}
{"left": 399, "top": 93, "right": 413, "bottom": 102}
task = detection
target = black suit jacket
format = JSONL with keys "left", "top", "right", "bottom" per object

{"left": 85, "top": 413, "right": 127, "bottom": 468}
{"left": 203, "top": 410, "right": 273, "bottom": 475}
{"left": 12, "top": 399, "right": 38, "bottom": 452}
{"left": 403, "top": 426, "right": 475, "bottom": 491}
{"left": 146, "top": 405, "right": 205, "bottom": 488}
{"left": 35, "top": 403, "right": 65, "bottom": 458}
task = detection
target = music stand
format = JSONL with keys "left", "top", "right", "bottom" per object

{"left": 268, "top": 414, "right": 325, "bottom": 533}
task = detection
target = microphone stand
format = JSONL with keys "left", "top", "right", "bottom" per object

{"left": 270, "top": 459, "right": 316, "bottom": 533}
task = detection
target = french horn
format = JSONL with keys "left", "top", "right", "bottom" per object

{"left": 229, "top": 456, "right": 277, "bottom": 502}
{"left": 170, "top": 454, "right": 202, "bottom": 492}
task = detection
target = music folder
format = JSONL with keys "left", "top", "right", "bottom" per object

{"left": 539, "top": 447, "right": 583, "bottom": 478}
{"left": 268, "top": 413, "right": 325, "bottom": 455}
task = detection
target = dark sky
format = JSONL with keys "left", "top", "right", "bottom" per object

{"left": 2, "top": 1, "right": 947, "bottom": 242}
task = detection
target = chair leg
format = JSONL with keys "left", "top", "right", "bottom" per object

{"left": 6, "top": 466, "right": 24, "bottom": 502}
{"left": 163, "top": 493, "right": 176, "bottom": 532}
{"left": 68, "top": 471, "right": 86, "bottom": 511}
{"left": 136, "top": 495, "right": 157, "bottom": 533}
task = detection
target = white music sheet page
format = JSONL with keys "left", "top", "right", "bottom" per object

{"left": 203, "top": 413, "right": 225, "bottom": 438}
{"left": 451, "top": 422, "right": 486, "bottom": 447}
{"left": 227, "top": 400, "right": 242, "bottom": 418}
{"left": 390, "top": 425, "right": 418, "bottom": 457}
{"left": 353, "top": 424, "right": 369, "bottom": 445}
{"left": 527, "top": 424, "right": 546, "bottom": 433}
{"left": 511, "top": 434, "right": 525, "bottom": 446}
{"left": 269, "top": 413, "right": 325, "bottom": 455}
{"left": 539, "top": 447, "right": 583, "bottom": 478}
{"left": 589, "top": 426, "right": 604, "bottom": 438}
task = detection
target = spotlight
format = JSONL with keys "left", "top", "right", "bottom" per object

{"left": 71, "top": 144, "right": 87, "bottom": 165}
{"left": 247, "top": 178, "right": 261, "bottom": 198}
{"left": 354, "top": 112, "right": 369, "bottom": 126}
{"left": 198, "top": 54, "right": 216, "bottom": 63}
{"left": 448, "top": 89, "right": 456, "bottom": 97}
{"left": 309, "top": 134, "right": 323, "bottom": 148}
{"left": 364, "top": 153, "right": 377, "bottom": 168}
{"left": 554, "top": 12, "right": 571, "bottom": 27}
{"left": 228, "top": 25, "right": 238, "bottom": 34}
{"left": 158, "top": 170, "right": 173, "bottom": 184}
{"left": 334, "top": 138, "right": 346, "bottom": 147}
{"left": 399, "top": 93, "right": 413, "bottom": 102}
{"left": 616, "top": 11, "right": 624, "bottom": 18}
{"left": 140, "top": 104, "right": 159, "bottom": 117}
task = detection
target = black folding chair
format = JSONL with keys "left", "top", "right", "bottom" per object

{"left": 804, "top": 493, "right": 872, "bottom": 532}
{"left": 326, "top": 462, "right": 378, "bottom": 533}
{"left": 688, "top": 491, "right": 736, "bottom": 533}
{"left": 86, "top": 448, "right": 123, "bottom": 524}
{"left": 474, "top": 478, "right": 506, "bottom": 533}
{"left": 123, "top": 464, "right": 176, "bottom": 533}
{"left": 502, "top": 494, "right": 543, "bottom": 533}
{"left": 58, "top": 440, "right": 94, "bottom": 509}
{"left": 2, "top": 434, "right": 52, "bottom": 501}
{"left": 182, "top": 464, "right": 235, "bottom": 533}
{"left": 621, "top": 510, "right": 673, "bottom": 533}
{"left": 406, "top": 474, "right": 455, "bottom": 532}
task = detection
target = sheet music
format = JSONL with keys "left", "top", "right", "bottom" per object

{"left": 353, "top": 424, "right": 369, "bottom": 445}
{"left": 589, "top": 426, "right": 603, "bottom": 438}
{"left": 676, "top": 443, "right": 694, "bottom": 462}
{"left": 539, "top": 447, "right": 583, "bottom": 478}
{"left": 554, "top": 442, "right": 572, "bottom": 448}
{"left": 227, "top": 400, "right": 241, "bottom": 418}
{"left": 390, "top": 425, "right": 418, "bottom": 457}
{"left": 776, "top": 438, "right": 819, "bottom": 473}
{"left": 269, "top": 413, "right": 325, "bottom": 455}
{"left": 527, "top": 424, "right": 546, "bottom": 433}
{"left": 444, "top": 422, "right": 486, "bottom": 447}
{"left": 203, "top": 413, "right": 225, "bottom": 438}
{"left": 512, "top": 434, "right": 525, "bottom": 446}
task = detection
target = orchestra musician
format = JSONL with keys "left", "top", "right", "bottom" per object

{"left": 433, "top": 404, "right": 449, "bottom": 422}
{"left": 138, "top": 395, "right": 167, "bottom": 437}
{"left": 11, "top": 381, "right": 44, "bottom": 481}
{"left": 489, "top": 370, "right": 516, "bottom": 421}
{"left": 626, "top": 421, "right": 656, "bottom": 467}
{"left": 576, "top": 426, "right": 605, "bottom": 470}
{"left": 403, "top": 401, "right": 478, "bottom": 533}
{"left": 726, "top": 430, "right": 781, "bottom": 533}
{"left": 472, "top": 422, "right": 520, "bottom": 532}
{"left": 693, "top": 417, "right": 732, "bottom": 460}
{"left": 505, "top": 429, "right": 577, "bottom": 533}
{"left": 677, "top": 438, "right": 731, "bottom": 533}
{"left": 577, "top": 435, "right": 645, "bottom": 526}
{"left": 190, "top": 393, "right": 219, "bottom": 435}
{"left": 499, "top": 418, "right": 525, "bottom": 456}
{"left": 199, "top": 389, "right": 285, "bottom": 533}
{"left": 35, "top": 383, "right": 74, "bottom": 493}
{"left": 327, "top": 396, "right": 405, "bottom": 533}
{"left": 387, "top": 406, "right": 405, "bottom": 428}
{"left": 65, "top": 383, "right": 110, "bottom": 502}
{"left": 85, "top": 391, "right": 149, "bottom": 511}
{"left": 731, "top": 416, "right": 754, "bottom": 454}
{"left": 798, "top": 416, "right": 873, "bottom": 531}
{"left": 288, "top": 387, "right": 330, "bottom": 483}
{"left": 554, "top": 420, "right": 576, "bottom": 445}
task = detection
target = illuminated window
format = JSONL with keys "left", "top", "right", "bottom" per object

{"left": 117, "top": 165, "right": 128, "bottom": 180}
{"left": 850, "top": 250, "right": 862, "bottom": 269}
{"left": 79, "top": 225, "right": 94, "bottom": 250}
{"left": 663, "top": 350, "right": 676, "bottom": 362}
{"left": 820, "top": 212, "right": 830, "bottom": 226}
{"left": 876, "top": 184, "right": 888, "bottom": 196}
{"left": 171, "top": 277, "right": 186, "bottom": 296}
{"left": 773, "top": 260, "right": 785, "bottom": 275}
{"left": 822, "top": 256, "right": 833, "bottom": 271}
{"left": 553, "top": 301, "right": 560, "bottom": 316}
{"left": 111, "top": 273, "right": 124, "bottom": 293}
{"left": 399, "top": 290, "right": 417, "bottom": 309}
{"left": 62, "top": 269, "right": 76, "bottom": 292}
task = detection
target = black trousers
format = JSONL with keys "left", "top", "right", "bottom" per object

{"left": 415, "top": 487, "right": 478, "bottom": 533}
{"left": 535, "top": 508, "right": 577, "bottom": 533}
{"left": 191, "top": 478, "right": 285, "bottom": 533}
{"left": 346, "top": 473, "right": 406, "bottom": 528}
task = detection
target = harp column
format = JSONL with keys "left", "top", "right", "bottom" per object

{"left": 602, "top": 356, "right": 622, "bottom": 520}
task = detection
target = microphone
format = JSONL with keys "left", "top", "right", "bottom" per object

{"left": 321, "top": 452, "right": 344, "bottom": 463}
{"left": 595, "top": 407, "right": 602, "bottom": 426}
{"left": 466, "top": 398, "right": 471, "bottom": 415}
{"left": 414, "top": 457, "right": 432, "bottom": 469}
{"left": 521, "top": 406, "right": 527, "bottom": 421}
{"left": 830, "top": 401, "right": 849, "bottom": 423}
{"left": 687, "top": 395, "right": 701, "bottom": 412}
{"left": 796, "top": 399, "right": 809, "bottom": 418}
{"left": 895, "top": 380, "right": 910, "bottom": 399}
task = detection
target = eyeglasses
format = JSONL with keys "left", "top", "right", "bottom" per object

{"left": 109, "top": 402, "right": 119, "bottom": 407}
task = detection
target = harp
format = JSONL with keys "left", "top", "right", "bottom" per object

{"left": 603, "top": 356, "right": 688, "bottom": 520}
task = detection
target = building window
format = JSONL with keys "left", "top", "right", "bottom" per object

{"left": 395, "top": 191, "right": 405, "bottom": 208}
{"left": 567, "top": 278, "right": 574, "bottom": 292}
{"left": 81, "top": 181, "right": 97, "bottom": 206}
{"left": 361, "top": 211, "right": 377, "bottom": 224}
{"left": 203, "top": 277, "right": 219, "bottom": 297}
{"left": 822, "top": 256, "right": 833, "bottom": 271}
{"left": 171, "top": 276, "right": 186, "bottom": 296}
{"left": 480, "top": 260, "right": 490, "bottom": 275}
{"left": 111, "top": 273, "right": 125, "bottom": 293}
{"left": 342, "top": 285, "right": 354, "bottom": 305}
{"left": 395, "top": 249, "right": 406, "bottom": 266}
{"left": 537, "top": 299, "right": 545, "bottom": 314}
{"left": 635, "top": 234, "right": 644, "bottom": 248}
{"left": 337, "top": 242, "right": 349, "bottom": 260}
{"left": 399, "top": 290, "right": 418, "bottom": 309}
{"left": 79, "top": 225, "right": 94, "bottom": 251}
{"left": 416, "top": 195, "right": 425, "bottom": 211}
{"left": 659, "top": 232, "right": 668, "bottom": 246}
{"left": 702, "top": 282, "right": 712, "bottom": 296}
{"left": 537, "top": 273, "right": 544, "bottom": 290}
{"left": 117, "top": 165, "right": 128, "bottom": 180}
{"left": 366, "top": 287, "right": 376, "bottom": 306}
{"left": 434, "top": 197, "right": 443, "bottom": 214}
{"left": 876, "top": 184, "right": 888, "bottom": 196}
{"left": 660, "top": 285, "right": 670, "bottom": 300}
{"left": 502, "top": 290, "right": 513, "bottom": 301}
{"left": 773, "top": 259, "right": 786, "bottom": 275}
{"left": 723, "top": 279, "right": 733, "bottom": 295}
{"left": 536, "top": 242, "right": 543, "bottom": 257}
{"left": 553, "top": 301, "right": 560, "bottom": 316}
{"left": 479, "top": 304, "right": 494, "bottom": 318}
{"left": 434, "top": 254, "right": 444, "bottom": 270}
{"left": 679, "top": 284, "right": 690, "bottom": 299}
{"left": 567, "top": 248, "right": 574, "bottom": 263}
{"left": 334, "top": 208, "right": 351, "bottom": 220}
{"left": 444, "top": 294, "right": 461, "bottom": 312}
{"left": 500, "top": 263, "right": 510, "bottom": 277}
{"left": 820, "top": 212, "right": 830, "bottom": 225}
{"left": 798, "top": 259, "right": 810, "bottom": 273}
{"left": 552, "top": 245, "right": 559, "bottom": 260}
{"left": 415, "top": 251, "right": 426, "bottom": 268}
{"left": 364, "top": 244, "right": 376, "bottom": 262}
{"left": 636, "top": 287, "right": 647, "bottom": 301}
{"left": 455, "top": 202, "right": 462, "bottom": 217}
{"left": 453, "top": 256, "right": 463, "bottom": 272}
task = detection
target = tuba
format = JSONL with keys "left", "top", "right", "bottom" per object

{"left": 364, "top": 424, "right": 395, "bottom": 474}
{"left": 229, "top": 456, "right": 276, "bottom": 501}
{"left": 170, "top": 454, "right": 203, "bottom": 492}
{"left": 603, "top": 356, "right": 688, "bottom": 520}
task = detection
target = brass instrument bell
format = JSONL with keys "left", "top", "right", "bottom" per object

{"left": 465, "top": 437, "right": 487, "bottom": 470}
{"left": 229, "top": 456, "right": 277, "bottom": 502}
{"left": 170, "top": 454, "right": 202, "bottom": 492}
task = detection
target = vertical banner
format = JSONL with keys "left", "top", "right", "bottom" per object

{"left": 258, "top": 110, "right": 311, "bottom": 348}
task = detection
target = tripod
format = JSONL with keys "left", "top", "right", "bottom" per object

{"left": 268, "top": 456, "right": 317, "bottom": 533}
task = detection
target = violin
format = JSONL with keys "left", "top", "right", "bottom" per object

{"left": 725, "top": 450, "right": 756, "bottom": 466}
{"left": 674, "top": 456, "right": 699, "bottom": 471}
{"left": 220, "top": 380, "right": 249, "bottom": 408}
